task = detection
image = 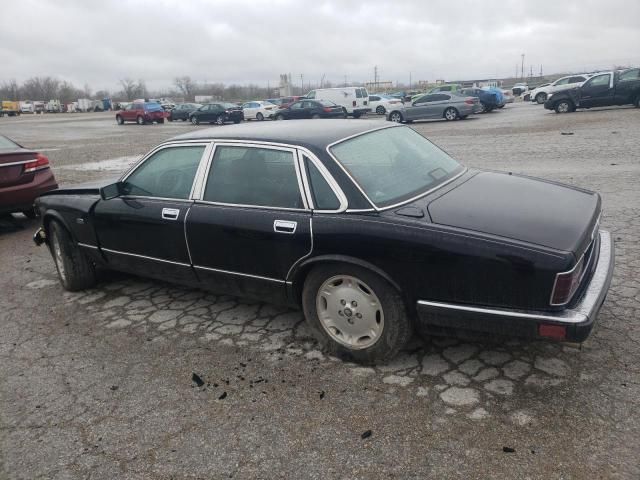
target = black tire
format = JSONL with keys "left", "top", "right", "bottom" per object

{"left": 216, "top": 116, "right": 225, "bottom": 125}
{"left": 376, "top": 105, "right": 386, "bottom": 115}
{"left": 22, "top": 207, "right": 38, "bottom": 219}
{"left": 116, "top": 115, "right": 124, "bottom": 125}
{"left": 311, "top": 113, "right": 321, "bottom": 119}
{"left": 256, "top": 112, "right": 264, "bottom": 121}
{"left": 191, "top": 116, "right": 199, "bottom": 125}
{"left": 443, "top": 107, "right": 459, "bottom": 121}
{"left": 388, "top": 111, "right": 403, "bottom": 123}
{"left": 275, "top": 114, "right": 285, "bottom": 121}
{"left": 302, "top": 263, "right": 411, "bottom": 365}
{"left": 233, "top": 119, "right": 241, "bottom": 124}
{"left": 48, "top": 220, "right": 96, "bottom": 291}
{"left": 352, "top": 113, "right": 362, "bottom": 119}
{"left": 554, "top": 100, "right": 573, "bottom": 114}
{"left": 157, "top": 118, "right": 165, "bottom": 124}
{"left": 136, "top": 116, "right": 144, "bottom": 125}
{"left": 535, "top": 93, "right": 547, "bottom": 104}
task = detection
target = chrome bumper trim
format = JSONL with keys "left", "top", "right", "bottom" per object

{"left": 417, "top": 230, "right": 614, "bottom": 326}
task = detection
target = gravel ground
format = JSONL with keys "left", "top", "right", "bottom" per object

{"left": 0, "top": 104, "right": 638, "bottom": 479}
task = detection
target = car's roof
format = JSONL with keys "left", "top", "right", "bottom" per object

{"left": 169, "top": 119, "right": 396, "bottom": 150}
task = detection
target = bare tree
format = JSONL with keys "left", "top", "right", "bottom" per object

{"left": 174, "top": 76, "right": 195, "bottom": 100}
{"left": 58, "top": 81, "right": 81, "bottom": 104}
{"left": 22, "top": 76, "right": 60, "bottom": 100}
{"left": 0, "top": 80, "right": 20, "bottom": 100}
{"left": 119, "top": 78, "right": 138, "bottom": 101}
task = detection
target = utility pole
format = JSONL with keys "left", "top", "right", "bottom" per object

{"left": 529, "top": 65, "right": 533, "bottom": 78}
{"left": 374, "top": 65, "right": 379, "bottom": 92}
{"left": 300, "top": 74, "right": 304, "bottom": 94}
{"left": 521, "top": 54, "right": 525, "bottom": 80}
{"left": 539, "top": 64, "right": 543, "bottom": 77}
{"left": 409, "top": 72, "right": 412, "bottom": 90}
{"left": 344, "top": 75, "right": 347, "bottom": 87}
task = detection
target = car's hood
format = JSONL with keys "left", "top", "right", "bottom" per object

{"left": 427, "top": 171, "right": 600, "bottom": 256}
{"left": 39, "top": 177, "right": 118, "bottom": 196}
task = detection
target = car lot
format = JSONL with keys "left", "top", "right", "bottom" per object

{"left": 1, "top": 104, "right": 639, "bottom": 479}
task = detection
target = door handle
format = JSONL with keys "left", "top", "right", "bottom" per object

{"left": 161, "top": 208, "right": 180, "bottom": 220}
{"left": 273, "top": 220, "right": 297, "bottom": 234}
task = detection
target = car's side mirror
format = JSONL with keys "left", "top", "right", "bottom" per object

{"left": 100, "top": 182, "right": 122, "bottom": 200}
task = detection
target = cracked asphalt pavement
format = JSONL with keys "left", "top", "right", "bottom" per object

{"left": 1, "top": 104, "right": 639, "bottom": 479}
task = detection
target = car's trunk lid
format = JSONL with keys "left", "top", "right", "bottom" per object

{"left": 0, "top": 148, "right": 37, "bottom": 187}
{"left": 427, "top": 171, "right": 600, "bottom": 257}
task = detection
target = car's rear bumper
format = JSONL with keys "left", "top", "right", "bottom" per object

{"left": 0, "top": 169, "right": 58, "bottom": 215}
{"left": 416, "top": 230, "right": 614, "bottom": 342}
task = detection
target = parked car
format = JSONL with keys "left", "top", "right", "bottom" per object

{"left": 116, "top": 102, "right": 169, "bottom": 125}
{"left": 530, "top": 74, "right": 592, "bottom": 104}
{"left": 241, "top": 101, "right": 278, "bottom": 121}
{"left": 274, "top": 100, "right": 345, "bottom": 120}
{"left": 387, "top": 93, "right": 479, "bottom": 123}
{"left": 460, "top": 88, "right": 501, "bottom": 112}
{"left": 0, "top": 135, "right": 57, "bottom": 218}
{"left": 305, "top": 87, "right": 371, "bottom": 118}
{"left": 268, "top": 96, "right": 304, "bottom": 109}
{"left": 169, "top": 103, "right": 202, "bottom": 121}
{"left": 512, "top": 83, "right": 529, "bottom": 96}
{"left": 189, "top": 103, "right": 244, "bottom": 125}
{"left": 32, "top": 120, "right": 614, "bottom": 363}
{"left": 368, "top": 95, "right": 403, "bottom": 115}
{"left": 501, "top": 89, "right": 515, "bottom": 104}
{"left": 544, "top": 69, "right": 640, "bottom": 113}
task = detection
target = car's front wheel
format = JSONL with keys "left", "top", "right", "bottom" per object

{"left": 444, "top": 107, "right": 459, "bottom": 121}
{"left": 48, "top": 220, "right": 96, "bottom": 291}
{"left": 389, "top": 111, "right": 403, "bottom": 123}
{"left": 535, "top": 93, "right": 547, "bottom": 104}
{"left": 275, "top": 114, "right": 285, "bottom": 120}
{"left": 116, "top": 115, "right": 124, "bottom": 125}
{"left": 216, "top": 116, "right": 225, "bottom": 125}
{"left": 302, "top": 264, "right": 411, "bottom": 364}
{"left": 555, "top": 100, "right": 574, "bottom": 114}
{"left": 376, "top": 105, "right": 386, "bottom": 115}
{"left": 191, "top": 116, "right": 199, "bottom": 125}
{"left": 256, "top": 112, "right": 264, "bottom": 121}
{"left": 136, "top": 116, "right": 144, "bottom": 125}
{"left": 311, "top": 113, "right": 321, "bottom": 119}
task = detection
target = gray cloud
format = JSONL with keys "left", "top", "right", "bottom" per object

{"left": 1, "top": 0, "right": 639, "bottom": 91}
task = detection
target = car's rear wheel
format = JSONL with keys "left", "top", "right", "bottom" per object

{"left": 216, "top": 116, "right": 225, "bottom": 125}
{"left": 444, "top": 107, "right": 459, "bottom": 121}
{"left": 275, "top": 114, "right": 285, "bottom": 120}
{"left": 256, "top": 112, "right": 264, "bottom": 121}
{"left": 311, "top": 113, "right": 321, "bottom": 119}
{"left": 376, "top": 105, "right": 386, "bottom": 115}
{"left": 634, "top": 95, "right": 640, "bottom": 108}
{"left": 157, "top": 118, "right": 165, "bottom": 124}
{"left": 191, "top": 116, "right": 199, "bottom": 125}
{"left": 233, "top": 119, "right": 241, "bottom": 124}
{"left": 389, "top": 111, "right": 403, "bottom": 123}
{"left": 48, "top": 220, "right": 96, "bottom": 291}
{"left": 352, "top": 113, "right": 362, "bottom": 119}
{"left": 555, "top": 100, "right": 573, "bottom": 114}
{"left": 302, "top": 264, "right": 411, "bottom": 364}
{"left": 136, "top": 116, "right": 144, "bottom": 125}
{"left": 116, "top": 115, "right": 124, "bottom": 125}
{"left": 536, "top": 93, "right": 547, "bottom": 104}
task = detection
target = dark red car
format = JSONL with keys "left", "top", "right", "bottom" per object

{"left": 116, "top": 102, "right": 169, "bottom": 125}
{"left": 0, "top": 135, "right": 57, "bottom": 218}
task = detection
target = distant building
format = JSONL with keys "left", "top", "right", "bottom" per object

{"left": 365, "top": 81, "right": 393, "bottom": 92}
{"left": 451, "top": 79, "right": 502, "bottom": 88}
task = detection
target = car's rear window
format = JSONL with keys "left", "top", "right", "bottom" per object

{"left": 145, "top": 103, "right": 163, "bottom": 111}
{"left": 330, "top": 126, "right": 463, "bottom": 208}
{"left": 0, "top": 136, "right": 20, "bottom": 151}
{"left": 320, "top": 100, "right": 337, "bottom": 107}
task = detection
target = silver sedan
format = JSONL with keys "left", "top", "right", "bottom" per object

{"left": 386, "top": 93, "right": 479, "bottom": 123}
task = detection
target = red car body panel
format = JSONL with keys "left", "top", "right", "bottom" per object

{"left": 117, "top": 102, "right": 169, "bottom": 123}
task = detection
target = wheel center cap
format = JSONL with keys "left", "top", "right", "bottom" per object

{"left": 344, "top": 307, "right": 353, "bottom": 317}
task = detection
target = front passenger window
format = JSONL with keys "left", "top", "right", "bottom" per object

{"left": 121, "top": 146, "right": 205, "bottom": 199}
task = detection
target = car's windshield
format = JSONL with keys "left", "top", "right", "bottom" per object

{"left": 330, "top": 126, "right": 463, "bottom": 208}
{"left": 0, "top": 136, "right": 20, "bottom": 151}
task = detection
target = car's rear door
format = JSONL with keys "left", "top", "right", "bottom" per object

{"left": 186, "top": 143, "right": 312, "bottom": 302}
{"left": 93, "top": 143, "right": 211, "bottom": 284}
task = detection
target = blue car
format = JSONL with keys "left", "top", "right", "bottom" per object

{"left": 460, "top": 87, "right": 502, "bottom": 112}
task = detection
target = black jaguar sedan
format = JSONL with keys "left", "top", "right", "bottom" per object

{"left": 33, "top": 121, "right": 614, "bottom": 364}
{"left": 189, "top": 103, "right": 243, "bottom": 125}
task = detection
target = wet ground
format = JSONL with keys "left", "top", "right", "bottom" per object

{"left": 1, "top": 104, "right": 639, "bottom": 479}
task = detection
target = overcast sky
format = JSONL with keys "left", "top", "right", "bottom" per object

{"left": 2, "top": 0, "right": 639, "bottom": 92}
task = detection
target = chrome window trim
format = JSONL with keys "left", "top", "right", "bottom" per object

{"left": 119, "top": 196, "right": 194, "bottom": 204}
{"left": 286, "top": 217, "right": 314, "bottom": 281}
{"left": 417, "top": 300, "right": 587, "bottom": 324}
{"left": 77, "top": 242, "right": 98, "bottom": 250}
{"left": 101, "top": 248, "right": 191, "bottom": 267}
{"left": 0, "top": 159, "right": 34, "bottom": 167}
{"left": 184, "top": 206, "right": 194, "bottom": 265}
{"left": 195, "top": 141, "right": 309, "bottom": 211}
{"left": 118, "top": 142, "right": 212, "bottom": 201}
{"left": 194, "top": 265, "right": 285, "bottom": 284}
{"left": 325, "top": 124, "right": 468, "bottom": 212}
{"left": 298, "top": 149, "right": 348, "bottom": 213}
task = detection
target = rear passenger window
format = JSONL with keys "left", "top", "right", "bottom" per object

{"left": 122, "top": 146, "right": 205, "bottom": 199}
{"left": 304, "top": 157, "right": 340, "bottom": 210}
{"left": 355, "top": 89, "right": 363, "bottom": 98}
{"left": 204, "top": 146, "right": 304, "bottom": 209}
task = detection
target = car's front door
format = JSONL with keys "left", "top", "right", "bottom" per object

{"left": 288, "top": 102, "right": 306, "bottom": 119}
{"left": 186, "top": 143, "right": 312, "bottom": 303}
{"left": 93, "top": 143, "right": 210, "bottom": 285}
{"left": 122, "top": 104, "right": 136, "bottom": 121}
{"left": 579, "top": 73, "right": 614, "bottom": 107}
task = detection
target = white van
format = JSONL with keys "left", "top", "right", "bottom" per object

{"left": 305, "top": 87, "right": 371, "bottom": 117}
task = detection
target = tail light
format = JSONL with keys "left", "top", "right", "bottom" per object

{"left": 323, "top": 107, "right": 332, "bottom": 112}
{"left": 550, "top": 256, "right": 586, "bottom": 305}
{"left": 464, "top": 98, "right": 475, "bottom": 105}
{"left": 352, "top": 101, "right": 356, "bottom": 107}
{"left": 24, "top": 153, "right": 50, "bottom": 173}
